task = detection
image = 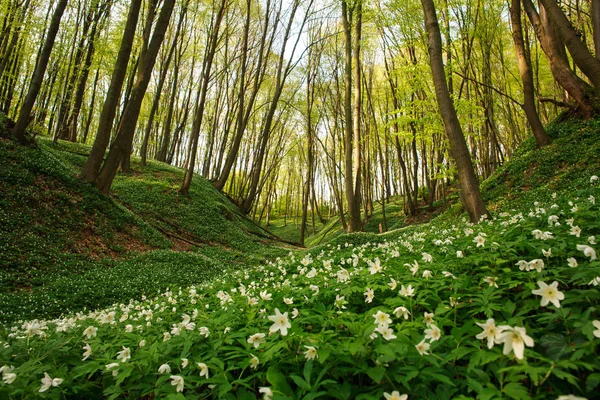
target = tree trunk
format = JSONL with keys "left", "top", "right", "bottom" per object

{"left": 510, "top": 0, "right": 551, "bottom": 147}
{"left": 421, "top": 0, "right": 489, "bottom": 223}
{"left": 180, "top": 0, "right": 228, "bottom": 195}
{"left": 538, "top": 0, "right": 600, "bottom": 88}
{"left": 593, "top": 0, "right": 600, "bottom": 59}
{"left": 79, "top": 0, "right": 142, "bottom": 182}
{"left": 13, "top": 0, "right": 68, "bottom": 143}
{"left": 522, "top": 0, "right": 600, "bottom": 117}
{"left": 95, "top": 0, "right": 175, "bottom": 193}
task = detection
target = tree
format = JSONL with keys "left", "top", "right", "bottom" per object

{"left": 79, "top": 0, "right": 143, "bottom": 183}
{"left": 95, "top": 0, "right": 176, "bottom": 193}
{"left": 420, "top": 0, "right": 488, "bottom": 223}
{"left": 12, "top": 0, "right": 68, "bottom": 143}
{"left": 341, "top": 0, "right": 362, "bottom": 232}
{"left": 509, "top": 0, "right": 551, "bottom": 147}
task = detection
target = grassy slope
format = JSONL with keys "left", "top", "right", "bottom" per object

{"left": 0, "top": 136, "right": 287, "bottom": 323}
{"left": 267, "top": 196, "right": 450, "bottom": 247}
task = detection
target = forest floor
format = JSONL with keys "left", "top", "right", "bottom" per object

{"left": 0, "top": 117, "right": 600, "bottom": 398}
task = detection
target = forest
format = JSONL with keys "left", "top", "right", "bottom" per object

{"left": 1, "top": 0, "right": 600, "bottom": 398}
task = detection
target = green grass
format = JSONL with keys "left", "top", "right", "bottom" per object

{"left": 0, "top": 136, "right": 288, "bottom": 324}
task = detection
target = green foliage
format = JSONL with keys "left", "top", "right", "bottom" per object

{"left": 0, "top": 137, "right": 286, "bottom": 324}
{"left": 482, "top": 117, "right": 600, "bottom": 212}
{"left": 1, "top": 179, "right": 598, "bottom": 398}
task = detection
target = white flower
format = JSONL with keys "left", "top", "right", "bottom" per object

{"left": 248, "top": 297, "right": 258, "bottom": 306}
{"left": 528, "top": 259, "right": 545, "bottom": 273}
{"left": 250, "top": 354, "right": 259, "bottom": 369}
{"left": 283, "top": 297, "right": 294, "bottom": 305}
{"left": 516, "top": 260, "right": 529, "bottom": 271}
{"left": 590, "top": 175, "right": 599, "bottom": 183}
{"left": 309, "top": 285, "right": 320, "bottom": 295}
{"left": 373, "top": 311, "right": 392, "bottom": 328}
{"left": 105, "top": 363, "right": 119, "bottom": 376}
{"left": 364, "top": 288, "right": 375, "bottom": 303}
{"left": 268, "top": 308, "right": 291, "bottom": 336}
{"left": 337, "top": 268, "right": 350, "bottom": 283}
{"left": 589, "top": 236, "right": 597, "bottom": 245}
{"left": 542, "top": 248, "right": 552, "bottom": 257}
{"left": 335, "top": 295, "right": 347, "bottom": 310}
{"left": 476, "top": 319, "right": 502, "bottom": 349}
{"left": 388, "top": 278, "right": 398, "bottom": 290}
{"left": 577, "top": 244, "right": 597, "bottom": 260}
{"left": 456, "top": 250, "right": 464, "bottom": 258}
{"left": 304, "top": 345, "right": 318, "bottom": 360}
{"left": 589, "top": 276, "right": 600, "bottom": 286}
{"left": 197, "top": 362, "right": 209, "bottom": 378}
{"left": 259, "top": 386, "right": 274, "bottom": 400}
{"left": 82, "top": 344, "right": 92, "bottom": 361}
{"left": 39, "top": 372, "right": 63, "bottom": 392}
{"left": 442, "top": 271, "right": 456, "bottom": 279}
{"left": 260, "top": 291, "right": 272, "bottom": 301}
{"left": 170, "top": 375, "right": 184, "bottom": 392}
{"left": 393, "top": 306, "right": 410, "bottom": 319}
{"left": 405, "top": 260, "right": 419, "bottom": 276}
{"left": 483, "top": 276, "right": 498, "bottom": 288}
{"left": 181, "top": 358, "right": 189, "bottom": 368}
{"left": 368, "top": 258, "right": 382, "bottom": 274}
{"left": 116, "top": 346, "right": 131, "bottom": 363}
{"left": 384, "top": 391, "right": 408, "bottom": 400}
{"left": 496, "top": 326, "right": 534, "bottom": 360}
{"left": 532, "top": 281, "right": 564, "bottom": 308}
{"left": 158, "top": 363, "right": 171, "bottom": 374}
{"left": 399, "top": 284, "right": 415, "bottom": 297}
{"left": 424, "top": 325, "right": 441, "bottom": 342}
{"left": 139, "top": 339, "right": 146, "bottom": 348}
{"left": 422, "top": 270, "right": 432, "bottom": 279}
{"left": 415, "top": 339, "right": 430, "bottom": 355}
{"left": 1, "top": 366, "right": 16, "bottom": 384}
{"left": 291, "top": 308, "right": 299, "bottom": 319}
{"left": 306, "top": 268, "right": 317, "bottom": 278}
{"left": 592, "top": 320, "right": 600, "bottom": 338}
{"left": 247, "top": 333, "right": 266, "bottom": 348}
{"left": 423, "top": 312, "right": 434, "bottom": 326}
{"left": 567, "top": 257, "right": 578, "bottom": 268}
{"left": 570, "top": 226, "right": 582, "bottom": 237}
{"left": 556, "top": 395, "right": 588, "bottom": 400}
{"left": 199, "top": 327, "right": 210, "bottom": 337}
{"left": 473, "top": 235, "right": 485, "bottom": 247}
{"left": 83, "top": 326, "right": 97, "bottom": 339}
{"left": 376, "top": 325, "right": 397, "bottom": 341}
{"left": 422, "top": 252, "right": 433, "bottom": 262}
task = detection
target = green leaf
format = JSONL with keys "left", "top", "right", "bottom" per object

{"left": 267, "top": 365, "right": 294, "bottom": 397}
{"left": 291, "top": 374, "right": 311, "bottom": 390}
{"left": 365, "top": 366, "right": 385, "bottom": 383}
{"left": 502, "top": 382, "right": 530, "bottom": 400}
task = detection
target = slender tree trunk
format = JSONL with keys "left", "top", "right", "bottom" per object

{"left": 510, "top": 0, "right": 551, "bottom": 147}
{"left": 13, "top": 0, "right": 68, "bottom": 143}
{"left": 95, "top": 0, "right": 175, "bottom": 193}
{"left": 79, "top": 0, "right": 142, "bottom": 182}
{"left": 180, "top": 0, "right": 228, "bottom": 195}
{"left": 421, "top": 0, "right": 488, "bottom": 223}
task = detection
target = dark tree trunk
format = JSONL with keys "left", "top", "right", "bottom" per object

{"left": 510, "top": 0, "right": 551, "bottom": 147}
{"left": 13, "top": 0, "right": 68, "bottom": 143}
{"left": 95, "top": 0, "right": 175, "bottom": 193}
{"left": 79, "top": 0, "right": 142, "bottom": 182}
{"left": 421, "top": 0, "right": 489, "bottom": 223}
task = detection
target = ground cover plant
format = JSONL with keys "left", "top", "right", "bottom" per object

{"left": 1, "top": 178, "right": 598, "bottom": 399}
{"left": 0, "top": 137, "right": 287, "bottom": 324}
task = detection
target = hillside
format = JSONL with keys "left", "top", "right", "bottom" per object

{"left": 0, "top": 118, "right": 599, "bottom": 399}
{"left": 0, "top": 135, "right": 288, "bottom": 323}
